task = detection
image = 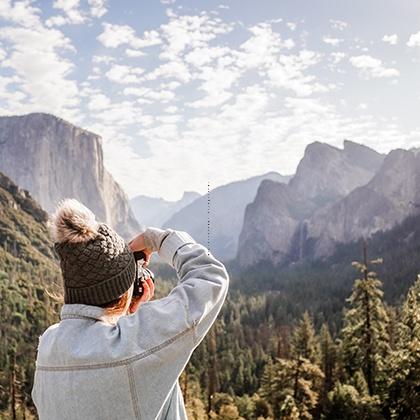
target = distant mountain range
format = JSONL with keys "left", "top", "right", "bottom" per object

{"left": 2, "top": 112, "right": 420, "bottom": 271}
{"left": 0, "top": 113, "right": 139, "bottom": 240}
{"left": 162, "top": 171, "right": 292, "bottom": 260}
{"left": 130, "top": 191, "right": 201, "bottom": 229}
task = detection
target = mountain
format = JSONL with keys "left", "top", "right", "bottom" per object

{"left": 306, "top": 148, "right": 420, "bottom": 258}
{"left": 288, "top": 140, "right": 385, "bottom": 216}
{"left": 0, "top": 113, "right": 139, "bottom": 240}
{"left": 237, "top": 140, "right": 385, "bottom": 267}
{"left": 131, "top": 191, "right": 201, "bottom": 229}
{"left": 162, "top": 171, "right": 292, "bottom": 261}
{"left": 0, "top": 170, "right": 58, "bottom": 270}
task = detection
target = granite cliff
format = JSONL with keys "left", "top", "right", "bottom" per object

{"left": 0, "top": 113, "right": 139, "bottom": 240}
{"left": 306, "top": 148, "right": 420, "bottom": 257}
{"left": 237, "top": 140, "right": 385, "bottom": 267}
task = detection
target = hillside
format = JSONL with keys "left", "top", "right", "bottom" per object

{"left": 0, "top": 171, "right": 61, "bottom": 419}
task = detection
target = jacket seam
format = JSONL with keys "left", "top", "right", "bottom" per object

{"left": 171, "top": 242, "right": 194, "bottom": 267}
{"left": 35, "top": 323, "right": 195, "bottom": 371}
{"left": 61, "top": 314, "right": 104, "bottom": 321}
{"left": 126, "top": 364, "right": 141, "bottom": 419}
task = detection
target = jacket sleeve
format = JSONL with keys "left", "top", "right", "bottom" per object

{"left": 155, "top": 228, "right": 230, "bottom": 346}
{"left": 116, "top": 229, "right": 229, "bottom": 419}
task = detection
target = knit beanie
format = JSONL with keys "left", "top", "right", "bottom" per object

{"left": 50, "top": 198, "right": 136, "bottom": 306}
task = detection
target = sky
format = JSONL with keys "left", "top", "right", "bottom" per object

{"left": 0, "top": 0, "right": 420, "bottom": 201}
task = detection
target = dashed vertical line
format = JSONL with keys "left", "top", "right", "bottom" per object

{"left": 207, "top": 180, "right": 210, "bottom": 255}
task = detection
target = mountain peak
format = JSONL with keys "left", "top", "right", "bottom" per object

{"left": 180, "top": 191, "right": 201, "bottom": 201}
{"left": 0, "top": 114, "right": 139, "bottom": 240}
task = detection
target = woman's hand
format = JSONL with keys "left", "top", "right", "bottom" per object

{"left": 128, "top": 277, "right": 155, "bottom": 314}
{"left": 128, "top": 233, "right": 153, "bottom": 267}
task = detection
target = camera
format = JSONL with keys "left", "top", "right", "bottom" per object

{"left": 132, "top": 251, "right": 155, "bottom": 298}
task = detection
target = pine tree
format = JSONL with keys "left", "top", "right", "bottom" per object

{"left": 385, "top": 275, "right": 420, "bottom": 419}
{"left": 207, "top": 326, "right": 220, "bottom": 414}
{"left": 340, "top": 244, "right": 390, "bottom": 396}
{"left": 319, "top": 323, "right": 337, "bottom": 409}
{"left": 290, "top": 311, "right": 320, "bottom": 364}
{"left": 271, "top": 358, "right": 324, "bottom": 420}
{"left": 259, "top": 357, "right": 275, "bottom": 409}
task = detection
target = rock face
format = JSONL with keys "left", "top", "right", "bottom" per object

{"left": 307, "top": 148, "right": 420, "bottom": 257}
{"left": 237, "top": 140, "right": 385, "bottom": 267}
{"left": 131, "top": 191, "right": 201, "bottom": 229}
{"left": 162, "top": 171, "right": 292, "bottom": 261}
{"left": 288, "top": 140, "right": 385, "bottom": 216}
{"left": 0, "top": 113, "right": 139, "bottom": 240}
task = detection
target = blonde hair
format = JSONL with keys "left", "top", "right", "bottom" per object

{"left": 46, "top": 284, "right": 133, "bottom": 318}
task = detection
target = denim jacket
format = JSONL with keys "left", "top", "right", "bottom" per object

{"left": 31, "top": 229, "right": 230, "bottom": 419}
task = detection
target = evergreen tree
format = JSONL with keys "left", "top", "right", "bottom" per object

{"left": 385, "top": 275, "right": 420, "bottom": 419}
{"left": 324, "top": 382, "right": 383, "bottom": 420}
{"left": 259, "top": 357, "right": 275, "bottom": 415}
{"left": 270, "top": 358, "right": 323, "bottom": 419}
{"left": 290, "top": 311, "right": 320, "bottom": 364}
{"left": 340, "top": 245, "right": 390, "bottom": 396}
{"left": 319, "top": 323, "right": 337, "bottom": 409}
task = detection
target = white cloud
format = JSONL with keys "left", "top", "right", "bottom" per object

{"left": 350, "top": 55, "right": 399, "bottom": 79}
{"left": 46, "top": 0, "right": 86, "bottom": 26}
{"left": 330, "top": 19, "right": 348, "bottom": 31}
{"left": 0, "top": 0, "right": 41, "bottom": 27}
{"left": 46, "top": 0, "right": 107, "bottom": 26}
{"left": 105, "top": 64, "right": 145, "bottom": 84}
{"left": 407, "top": 31, "right": 420, "bottom": 47}
{"left": 123, "top": 86, "right": 175, "bottom": 103}
{"left": 143, "top": 60, "right": 191, "bottom": 83}
{"left": 98, "top": 23, "right": 161, "bottom": 49}
{"left": 87, "top": 93, "right": 111, "bottom": 111}
{"left": 266, "top": 50, "right": 329, "bottom": 97}
{"left": 237, "top": 23, "right": 294, "bottom": 68}
{"left": 164, "top": 105, "right": 178, "bottom": 113}
{"left": 287, "top": 22, "right": 297, "bottom": 31}
{"left": 92, "top": 55, "right": 115, "bottom": 64}
{"left": 158, "top": 11, "right": 234, "bottom": 62}
{"left": 125, "top": 48, "right": 146, "bottom": 57}
{"left": 382, "top": 34, "right": 398, "bottom": 45}
{"left": 0, "top": 25, "right": 79, "bottom": 113}
{"left": 323, "top": 36, "right": 342, "bottom": 46}
{"left": 331, "top": 51, "right": 346, "bottom": 64}
{"left": 88, "top": 0, "right": 108, "bottom": 18}
{"left": 184, "top": 46, "right": 229, "bottom": 67}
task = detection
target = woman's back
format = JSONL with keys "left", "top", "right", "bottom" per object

{"left": 31, "top": 200, "right": 229, "bottom": 419}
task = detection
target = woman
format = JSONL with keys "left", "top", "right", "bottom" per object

{"left": 31, "top": 198, "right": 229, "bottom": 419}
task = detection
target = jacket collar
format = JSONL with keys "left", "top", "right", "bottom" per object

{"left": 60, "top": 303, "right": 108, "bottom": 321}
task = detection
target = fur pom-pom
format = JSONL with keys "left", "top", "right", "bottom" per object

{"left": 49, "top": 198, "right": 99, "bottom": 244}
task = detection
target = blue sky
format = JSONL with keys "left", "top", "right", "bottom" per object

{"left": 0, "top": 0, "right": 419, "bottom": 201}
